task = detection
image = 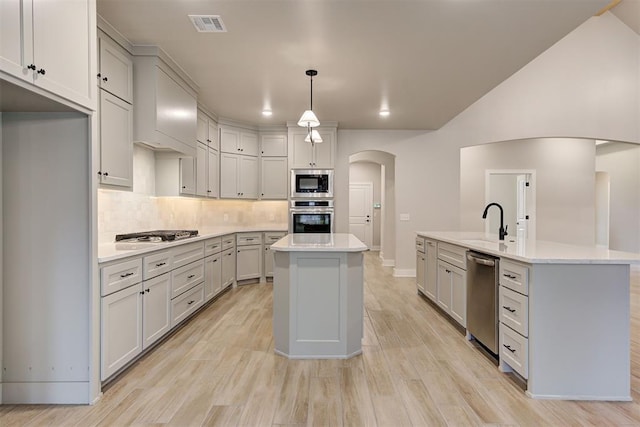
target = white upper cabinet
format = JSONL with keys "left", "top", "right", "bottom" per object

{"left": 220, "top": 153, "right": 258, "bottom": 199}
{"left": 197, "top": 109, "right": 218, "bottom": 149}
{"left": 98, "top": 32, "right": 133, "bottom": 104}
{"left": 133, "top": 54, "right": 197, "bottom": 157}
{"left": 207, "top": 147, "right": 219, "bottom": 198}
{"left": 196, "top": 142, "right": 208, "bottom": 197}
{"left": 260, "top": 157, "right": 288, "bottom": 200}
{"left": 288, "top": 127, "right": 336, "bottom": 169}
{"left": 180, "top": 157, "right": 196, "bottom": 195}
{"left": 99, "top": 90, "right": 133, "bottom": 188}
{"left": 220, "top": 125, "right": 258, "bottom": 156}
{"left": 260, "top": 133, "right": 287, "bottom": 157}
{"left": 0, "top": 0, "right": 96, "bottom": 110}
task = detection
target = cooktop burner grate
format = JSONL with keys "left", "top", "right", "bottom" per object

{"left": 115, "top": 230, "right": 198, "bottom": 242}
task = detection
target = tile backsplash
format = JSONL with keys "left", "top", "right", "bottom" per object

{"left": 98, "top": 145, "right": 288, "bottom": 243}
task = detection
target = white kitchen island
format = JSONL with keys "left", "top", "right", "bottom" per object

{"left": 271, "top": 233, "right": 368, "bottom": 359}
{"left": 417, "top": 231, "right": 640, "bottom": 401}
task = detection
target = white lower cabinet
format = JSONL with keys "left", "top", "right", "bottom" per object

{"left": 142, "top": 273, "right": 171, "bottom": 350}
{"left": 204, "top": 252, "right": 223, "bottom": 301}
{"left": 436, "top": 260, "right": 467, "bottom": 327}
{"left": 424, "top": 239, "right": 438, "bottom": 301}
{"left": 222, "top": 247, "right": 236, "bottom": 288}
{"left": 237, "top": 245, "right": 262, "bottom": 281}
{"left": 264, "top": 232, "right": 286, "bottom": 278}
{"left": 101, "top": 283, "right": 143, "bottom": 380}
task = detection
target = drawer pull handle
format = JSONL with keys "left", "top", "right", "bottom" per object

{"left": 187, "top": 300, "right": 195, "bottom": 305}
{"left": 502, "top": 306, "right": 516, "bottom": 313}
{"left": 120, "top": 272, "right": 134, "bottom": 278}
{"left": 503, "top": 344, "right": 516, "bottom": 353}
{"left": 187, "top": 274, "right": 195, "bottom": 279}
{"left": 503, "top": 274, "right": 517, "bottom": 279}
{"left": 245, "top": 238, "right": 254, "bottom": 241}
{"left": 213, "top": 259, "right": 218, "bottom": 263}
{"left": 155, "top": 262, "right": 166, "bottom": 267}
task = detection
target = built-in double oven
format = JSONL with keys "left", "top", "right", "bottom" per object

{"left": 289, "top": 169, "right": 334, "bottom": 233}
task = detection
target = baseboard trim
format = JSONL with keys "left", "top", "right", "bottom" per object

{"left": 381, "top": 259, "right": 395, "bottom": 267}
{"left": 371, "top": 245, "right": 380, "bottom": 251}
{"left": 393, "top": 268, "right": 415, "bottom": 277}
{"left": 2, "top": 381, "right": 90, "bottom": 404}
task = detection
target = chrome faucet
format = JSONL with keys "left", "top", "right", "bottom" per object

{"left": 482, "top": 202, "right": 508, "bottom": 241}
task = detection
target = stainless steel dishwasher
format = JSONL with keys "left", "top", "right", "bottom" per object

{"left": 466, "top": 251, "right": 499, "bottom": 354}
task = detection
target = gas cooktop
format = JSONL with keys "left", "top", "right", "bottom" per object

{"left": 115, "top": 230, "right": 198, "bottom": 242}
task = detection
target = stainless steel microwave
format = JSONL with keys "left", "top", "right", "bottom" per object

{"left": 291, "top": 169, "right": 334, "bottom": 198}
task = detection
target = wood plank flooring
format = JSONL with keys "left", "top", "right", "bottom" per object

{"left": 3, "top": 251, "right": 640, "bottom": 426}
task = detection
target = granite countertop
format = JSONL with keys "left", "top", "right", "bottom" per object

{"left": 98, "top": 225, "right": 288, "bottom": 263}
{"left": 270, "top": 233, "right": 368, "bottom": 253}
{"left": 416, "top": 231, "right": 640, "bottom": 264}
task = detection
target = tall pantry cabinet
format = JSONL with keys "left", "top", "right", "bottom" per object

{"left": 1, "top": 0, "right": 99, "bottom": 405}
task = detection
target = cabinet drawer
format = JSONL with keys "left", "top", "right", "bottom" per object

{"left": 237, "top": 232, "right": 262, "bottom": 246}
{"left": 437, "top": 242, "right": 467, "bottom": 270}
{"left": 415, "top": 236, "right": 425, "bottom": 253}
{"left": 425, "top": 238, "right": 437, "bottom": 250}
{"left": 143, "top": 250, "right": 173, "bottom": 279}
{"left": 221, "top": 234, "right": 236, "bottom": 251}
{"left": 500, "top": 286, "right": 529, "bottom": 337}
{"left": 172, "top": 241, "right": 205, "bottom": 269}
{"left": 101, "top": 258, "right": 143, "bottom": 296}
{"left": 500, "top": 324, "right": 528, "bottom": 379}
{"left": 171, "top": 260, "right": 204, "bottom": 298}
{"left": 264, "top": 231, "right": 286, "bottom": 246}
{"left": 171, "top": 283, "right": 204, "bottom": 327}
{"left": 500, "top": 259, "right": 529, "bottom": 295}
{"left": 204, "top": 237, "right": 223, "bottom": 256}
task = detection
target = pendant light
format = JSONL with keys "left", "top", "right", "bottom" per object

{"left": 304, "top": 129, "right": 323, "bottom": 143}
{"left": 298, "top": 69, "right": 320, "bottom": 129}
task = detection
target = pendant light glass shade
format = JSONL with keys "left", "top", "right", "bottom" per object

{"left": 304, "top": 129, "right": 323, "bottom": 143}
{"left": 298, "top": 110, "right": 320, "bottom": 128}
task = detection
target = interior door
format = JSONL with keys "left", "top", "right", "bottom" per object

{"left": 349, "top": 182, "right": 373, "bottom": 247}
{"left": 516, "top": 175, "right": 528, "bottom": 238}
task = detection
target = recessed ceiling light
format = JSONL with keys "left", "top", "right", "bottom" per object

{"left": 379, "top": 110, "right": 390, "bottom": 117}
{"left": 262, "top": 110, "right": 273, "bottom": 117}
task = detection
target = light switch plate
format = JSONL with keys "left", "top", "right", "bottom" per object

{"left": 400, "top": 213, "right": 410, "bottom": 221}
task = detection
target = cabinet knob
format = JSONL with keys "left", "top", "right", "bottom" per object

{"left": 97, "top": 171, "right": 102, "bottom": 176}
{"left": 27, "top": 64, "right": 36, "bottom": 71}
{"left": 183, "top": 186, "right": 187, "bottom": 189}
{"left": 37, "top": 68, "right": 46, "bottom": 75}
{"left": 102, "top": 76, "right": 108, "bottom": 82}
{"left": 146, "top": 289, "right": 150, "bottom": 293}
{"left": 103, "top": 172, "right": 109, "bottom": 177}
{"left": 207, "top": 190, "right": 212, "bottom": 193}
{"left": 97, "top": 72, "right": 101, "bottom": 78}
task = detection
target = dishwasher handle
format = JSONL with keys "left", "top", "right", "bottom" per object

{"left": 467, "top": 253, "right": 496, "bottom": 267}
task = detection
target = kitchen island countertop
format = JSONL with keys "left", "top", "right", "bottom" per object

{"left": 270, "top": 233, "right": 368, "bottom": 253}
{"left": 416, "top": 231, "right": 640, "bottom": 264}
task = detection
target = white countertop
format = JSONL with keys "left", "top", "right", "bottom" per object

{"left": 98, "top": 225, "right": 287, "bottom": 263}
{"left": 417, "top": 231, "right": 640, "bottom": 264}
{"left": 270, "top": 233, "right": 368, "bottom": 253}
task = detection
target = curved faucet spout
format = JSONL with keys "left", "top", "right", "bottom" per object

{"left": 482, "top": 203, "right": 508, "bottom": 241}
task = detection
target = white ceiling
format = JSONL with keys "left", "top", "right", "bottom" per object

{"left": 97, "top": 0, "right": 620, "bottom": 130}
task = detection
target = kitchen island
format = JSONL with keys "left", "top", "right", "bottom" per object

{"left": 271, "top": 233, "right": 368, "bottom": 359}
{"left": 417, "top": 231, "right": 640, "bottom": 401}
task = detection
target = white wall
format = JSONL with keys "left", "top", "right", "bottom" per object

{"left": 596, "top": 142, "right": 640, "bottom": 252}
{"left": 0, "top": 113, "right": 3, "bottom": 397}
{"left": 349, "top": 162, "right": 382, "bottom": 248}
{"left": 460, "top": 138, "right": 596, "bottom": 246}
{"left": 487, "top": 174, "right": 518, "bottom": 236}
{"left": 336, "top": 13, "right": 640, "bottom": 272}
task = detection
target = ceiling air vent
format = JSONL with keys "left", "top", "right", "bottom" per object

{"left": 188, "top": 15, "right": 227, "bottom": 33}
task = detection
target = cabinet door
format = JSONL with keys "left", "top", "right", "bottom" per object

{"left": 207, "top": 148, "right": 219, "bottom": 198}
{"left": 240, "top": 131, "right": 259, "bottom": 156}
{"left": 313, "top": 130, "right": 334, "bottom": 168}
{"left": 424, "top": 241, "right": 438, "bottom": 301}
{"left": 196, "top": 111, "right": 208, "bottom": 145}
{"left": 221, "top": 248, "right": 236, "bottom": 287}
{"left": 416, "top": 252, "right": 425, "bottom": 293}
{"left": 98, "top": 33, "right": 133, "bottom": 103}
{"left": 237, "top": 245, "right": 261, "bottom": 281}
{"left": 99, "top": 90, "right": 133, "bottom": 188}
{"left": 261, "top": 134, "right": 287, "bottom": 157}
{"left": 220, "top": 126, "right": 240, "bottom": 153}
{"left": 0, "top": 0, "right": 32, "bottom": 80}
{"left": 32, "top": 0, "right": 93, "bottom": 108}
{"left": 260, "top": 157, "right": 288, "bottom": 199}
{"left": 180, "top": 156, "right": 196, "bottom": 195}
{"left": 264, "top": 246, "right": 275, "bottom": 277}
{"left": 204, "top": 253, "right": 223, "bottom": 301}
{"left": 142, "top": 273, "right": 171, "bottom": 350}
{"left": 436, "top": 261, "right": 452, "bottom": 313}
{"left": 220, "top": 152, "right": 239, "bottom": 198}
{"left": 208, "top": 120, "right": 218, "bottom": 150}
{"left": 239, "top": 155, "right": 259, "bottom": 199}
{"left": 101, "top": 284, "right": 143, "bottom": 380}
{"left": 196, "top": 142, "right": 208, "bottom": 197}
{"left": 291, "top": 133, "right": 314, "bottom": 168}
{"left": 450, "top": 266, "right": 466, "bottom": 327}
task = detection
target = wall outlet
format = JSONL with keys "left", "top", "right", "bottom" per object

{"left": 400, "top": 213, "right": 410, "bottom": 221}
{"left": 223, "top": 213, "right": 229, "bottom": 222}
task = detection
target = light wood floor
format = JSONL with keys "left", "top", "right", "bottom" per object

{"left": 3, "top": 251, "right": 640, "bottom": 426}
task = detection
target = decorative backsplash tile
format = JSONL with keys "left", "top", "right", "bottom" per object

{"left": 98, "top": 145, "right": 288, "bottom": 243}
